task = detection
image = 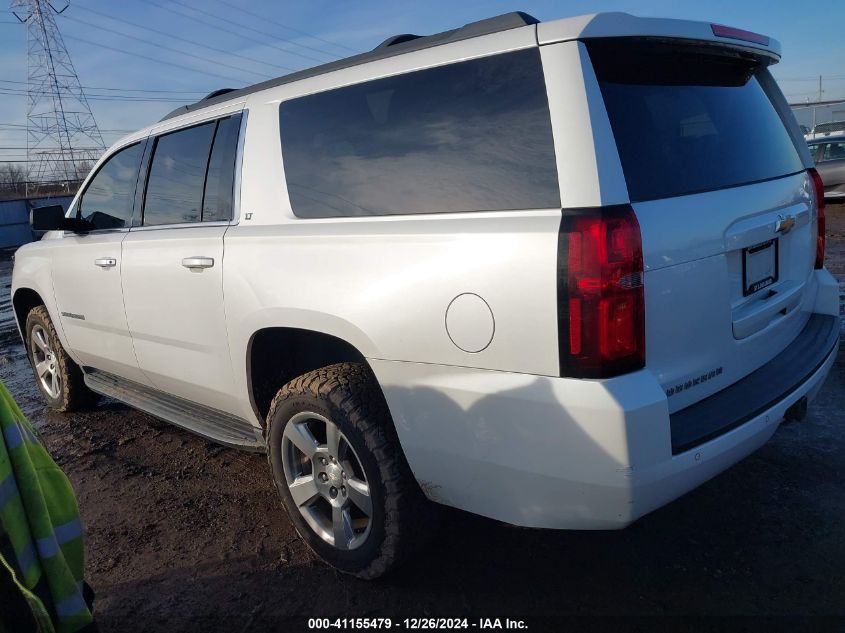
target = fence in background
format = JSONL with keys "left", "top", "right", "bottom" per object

{"left": 790, "top": 99, "right": 845, "bottom": 133}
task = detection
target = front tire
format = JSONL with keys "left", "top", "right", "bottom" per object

{"left": 266, "top": 362, "right": 425, "bottom": 578}
{"left": 25, "top": 306, "right": 99, "bottom": 411}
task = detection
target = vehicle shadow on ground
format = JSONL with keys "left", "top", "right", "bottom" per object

{"left": 92, "top": 356, "right": 845, "bottom": 631}
{"left": 93, "top": 452, "right": 842, "bottom": 632}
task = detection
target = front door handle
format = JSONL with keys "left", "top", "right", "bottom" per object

{"left": 94, "top": 258, "right": 116, "bottom": 268}
{"left": 182, "top": 256, "right": 214, "bottom": 270}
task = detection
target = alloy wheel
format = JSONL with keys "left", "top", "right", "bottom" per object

{"left": 281, "top": 411, "right": 373, "bottom": 550}
{"left": 30, "top": 324, "right": 61, "bottom": 400}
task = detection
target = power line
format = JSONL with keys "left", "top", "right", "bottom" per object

{"left": 59, "top": 13, "right": 273, "bottom": 80}
{"left": 778, "top": 77, "right": 845, "bottom": 83}
{"left": 204, "top": 0, "right": 360, "bottom": 55}
{"left": 10, "top": 0, "right": 106, "bottom": 192}
{"left": 0, "top": 85, "right": 196, "bottom": 103}
{"left": 67, "top": 4, "right": 297, "bottom": 74}
{"left": 165, "top": 0, "right": 342, "bottom": 61}
{"left": 0, "top": 144, "right": 105, "bottom": 149}
{"left": 138, "top": 0, "right": 331, "bottom": 65}
{"left": 63, "top": 33, "right": 252, "bottom": 85}
{"left": 0, "top": 122, "right": 133, "bottom": 132}
{"left": 0, "top": 78, "right": 207, "bottom": 95}
{"left": 0, "top": 158, "right": 96, "bottom": 163}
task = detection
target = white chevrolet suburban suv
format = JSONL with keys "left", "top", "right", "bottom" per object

{"left": 12, "top": 12, "right": 840, "bottom": 578}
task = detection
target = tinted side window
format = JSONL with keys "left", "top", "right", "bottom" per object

{"left": 202, "top": 114, "right": 241, "bottom": 222}
{"left": 822, "top": 142, "right": 845, "bottom": 161}
{"left": 143, "top": 122, "right": 215, "bottom": 225}
{"left": 279, "top": 49, "right": 559, "bottom": 218}
{"left": 78, "top": 143, "right": 142, "bottom": 230}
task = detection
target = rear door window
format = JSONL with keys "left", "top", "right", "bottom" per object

{"left": 143, "top": 114, "right": 241, "bottom": 226}
{"left": 144, "top": 123, "right": 215, "bottom": 225}
{"left": 587, "top": 40, "right": 804, "bottom": 201}
{"left": 278, "top": 49, "right": 559, "bottom": 218}
{"left": 203, "top": 114, "right": 242, "bottom": 222}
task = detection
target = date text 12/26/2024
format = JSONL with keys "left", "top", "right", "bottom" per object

{"left": 308, "top": 618, "right": 528, "bottom": 630}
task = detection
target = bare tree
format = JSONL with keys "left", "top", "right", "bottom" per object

{"left": 0, "top": 163, "right": 28, "bottom": 200}
{"left": 74, "top": 160, "right": 94, "bottom": 182}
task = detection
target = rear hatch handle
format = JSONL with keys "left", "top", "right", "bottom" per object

{"left": 732, "top": 279, "right": 803, "bottom": 339}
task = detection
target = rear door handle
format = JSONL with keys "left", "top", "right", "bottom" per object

{"left": 181, "top": 256, "right": 214, "bottom": 270}
{"left": 94, "top": 258, "right": 116, "bottom": 268}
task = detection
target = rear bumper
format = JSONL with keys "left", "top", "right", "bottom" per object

{"left": 372, "top": 313, "right": 838, "bottom": 530}
{"left": 670, "top": 313, "right": 839, "bottom": 453}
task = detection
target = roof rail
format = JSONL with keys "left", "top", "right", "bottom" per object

{"left": 158, "top": 11, "right": 539, "bottom": 122}
{"left": 202, "top": 88, "right": 236, "bottom": 100}
{"left": 375, "top": 34, "right": 422, "bottom": 50}
{"left": 158, "top": 87, "right": 237, "bottom": 123}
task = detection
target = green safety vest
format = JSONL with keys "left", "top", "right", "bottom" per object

{"left": 0, "top": 381, "right": 94, "bottom": 633}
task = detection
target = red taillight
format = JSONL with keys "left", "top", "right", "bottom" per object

{"left": 809, "top": 168, "right": 825, "bottom": 269}
{"left": 559, "top": 205, "right": 645, "bottom": 378}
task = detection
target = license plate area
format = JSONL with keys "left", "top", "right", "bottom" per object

{"left": 743, "top": 239, "right": 779, "bottom": 296}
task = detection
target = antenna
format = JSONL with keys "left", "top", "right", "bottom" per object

{"left": 10, "top": 0, "right": 106, "bottom": 195}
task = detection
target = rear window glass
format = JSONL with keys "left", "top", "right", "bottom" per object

{"left": 278, "top": 49, "right": 559, "bottom": 218}
{"left": 588, "top": 40, "right": 803, "bottom": 202}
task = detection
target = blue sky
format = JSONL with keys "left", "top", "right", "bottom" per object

{"left": 1, "top": 0, "right": 843, "bottom": 156}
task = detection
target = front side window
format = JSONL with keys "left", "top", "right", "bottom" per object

{"left": 77, "top": 142, "right": 142, "bottom": 230}
{"left": 278, "top": 48, "right": 559, "bottom": 218}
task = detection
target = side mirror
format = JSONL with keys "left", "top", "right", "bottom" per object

{"left": 30, "top": 204, "right": 66, "bottom": 231}
{"left": 30, "top": 205, "right": 93, "bottom": 233}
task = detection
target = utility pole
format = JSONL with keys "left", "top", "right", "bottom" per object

{"left": 10, "top": 0, "right": 105, "bottom": 195}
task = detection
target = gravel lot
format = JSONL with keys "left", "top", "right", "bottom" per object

{"left": 1, "top": 205, "right": 843, "bottom": 631}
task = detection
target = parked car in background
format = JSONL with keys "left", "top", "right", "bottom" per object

{"left": 806, "top": 120, "right": 845, "bottom": 140}
{"left": 11, "top": 11, "right": 840, "bottom": 578}
{"left": 808, "top": 135, "right": 845, "bottom": 200}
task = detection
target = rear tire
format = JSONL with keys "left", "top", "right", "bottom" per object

{"left": 266, "top": 362, "right": 427, "bottom": 579}
{"left": 25, "top": 306, "right": 99, "bottom": 412}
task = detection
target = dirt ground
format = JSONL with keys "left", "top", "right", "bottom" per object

{"left": 1, "top": 206, "right": 844, "bottom": 631}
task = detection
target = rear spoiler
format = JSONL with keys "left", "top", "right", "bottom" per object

{"left": 538, "top": 13, "right": 780, "bottom": 62}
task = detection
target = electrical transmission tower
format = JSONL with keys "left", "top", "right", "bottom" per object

{"left": 10, "top": 0, "right": 105, "bottom": 194}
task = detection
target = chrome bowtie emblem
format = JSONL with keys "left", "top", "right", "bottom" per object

{"left": 775, "top": 214, "right": 796, "bottom": 234}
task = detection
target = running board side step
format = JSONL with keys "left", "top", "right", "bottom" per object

{"left": 84, "top": 369, "right": 265, "bottom": 452}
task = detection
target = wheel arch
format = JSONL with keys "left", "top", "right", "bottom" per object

{"left": 12, "top": 287, "right": 46, "bottom": 348}
{"left": 246, "top": 326, "right": 385, "bottom": 427}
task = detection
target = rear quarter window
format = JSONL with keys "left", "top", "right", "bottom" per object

{"left": 278, "top": 48, "right": 560, "bottom": 218}
{"left": 587, "top": 40, "right": 804, "bottom": 202}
